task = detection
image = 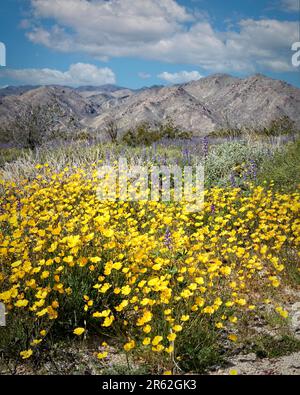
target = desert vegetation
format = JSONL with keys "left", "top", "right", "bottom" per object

{"left": 0, "top": 126, "right": 299, "bottom": 374}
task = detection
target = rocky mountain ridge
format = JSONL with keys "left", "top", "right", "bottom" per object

{"left": 0, "top": 74, "right": 299, "bottom": 137}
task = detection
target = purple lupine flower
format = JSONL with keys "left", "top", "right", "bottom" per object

{"left": 17, "top": 199, "right": 22, "bottom": 211}
{"left": 211, "top": 203, "right": 216, "bottom": 214}
{"left": 244, "top": 160, "right": 257, "bottom": 181}
{"left": 203, "top": 136, "right": 209, "bottom": 159}
{"left": 183, "top": 147, "right": 191, "bottom": 165}
{"left": 250, "top": 160, "right": 257, "bottom": 179}
{"left": 230, "top": 173, "right": 236, "bottom": 187}
{"left": 164, "top": 227, "right": 172, "bottom": 250}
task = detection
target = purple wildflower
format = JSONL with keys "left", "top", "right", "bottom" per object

{"left": 203, "top": 136, "right": 209, "bottom": 159}
{"left": 230, "top": 173, "right": 236, "bottom": 187}
{"left": 17, "top": 199, "right": 22, "bottom": 211}
{"left": 164, "top": 227, "right": 172, "bottom": 250}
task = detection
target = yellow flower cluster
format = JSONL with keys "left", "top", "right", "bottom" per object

{"left": 0, "top": 166, "right": 299, "bottom": 364}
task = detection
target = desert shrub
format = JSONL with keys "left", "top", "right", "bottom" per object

{"left": 0, "top": 124, "right": 12, "bottom": 145}
{"left": 0, "top": 148, "right": 28, "bottom": 167}
{"left": 2, "top": 100, "right": 81, "bottom": 150}
{"left": 0, "top": 138, "right": 298, "bottom": 192}
{"left": 122, "top": 123, "right": 162, "bottom": 146}
{"left": 257, "top": 138, "right": 300, "bottom": 190}
{"left": 104, "top": 119, "right": 119, "bottom": 143}
{"left": 209, "top": 117, "right": 298, "bottom": 140}
{"left": 209, "top": 129, "right": 243, "bottom": 139}
{"left": 204, "top": 141, "right": 269, "bottom": 187}
{"left": 175, "top": 320, "right": 225, "bottom": 373}
{"left": 259, "top": 116, "right": 298, "bottom": 137}
{"left": 247, "top": 335, "right": 300, "bottom": 359}
{"left": 159, "top": 118, "right": 191, "bottom": 140}
{"left": 122, "top": 120, "right": 191, "bottom": 147}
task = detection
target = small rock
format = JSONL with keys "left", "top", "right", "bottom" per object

{"left": 290, "top": 304, "right": 300, "bottom": 338}
{"left": 233, "top": 353, "right": 257, "bottom": 363}
{"left": 290, "top": 362, "right": 300, "bottom": 369}
{"left": 290, "top": 302, "right": 300, "bottom": 312}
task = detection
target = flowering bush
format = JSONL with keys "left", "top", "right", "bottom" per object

{"left": 0, "top": 164, "right": 299, "bottom": 371}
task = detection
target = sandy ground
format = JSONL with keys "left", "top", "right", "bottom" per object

{"left": 211, "top": 289, "right": 300, "bottom": 375}
{"left": 210, "top": 351, "right": 300, "bottom": 375}
{"left": 1, "top": 289, "right": 299, "bottom": 375}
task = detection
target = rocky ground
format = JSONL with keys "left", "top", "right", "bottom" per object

{"left": 1, "top": 289, "right": 299, "bottom": 376}
{"left": 211, "top": 351, "right": 300, "bottom": 375}
{"left": 211, "top": 289, "right": 300, "bottom": 375}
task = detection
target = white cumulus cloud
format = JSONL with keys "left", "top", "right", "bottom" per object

{"left": 24, "top": 0, "right": 299, "bottom": 74}
{"left": 158, "top": 70, "right": 203, "bottom": 84}
{"left": 0, "top": 63, "right": 116, "bottom": 86}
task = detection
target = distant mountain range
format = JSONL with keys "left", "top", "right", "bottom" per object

{"left": 1, "top": 74, "right": 300, "bottom": 139}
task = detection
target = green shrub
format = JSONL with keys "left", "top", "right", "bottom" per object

{"left": 122, "top": 120, "right": 191, "bottom": 146}
{"left": 0, "top": 148, "right": 28, "bottom": 167}
{"left": 204, "top": 141, "right": 268, "bottom": 187}
{"left": 176, "top": 320, "right": 225, "bottom": 373}
{"left": 259, "top": 116, "right": 298, "bottom": 137}
{"left": 257, "top": 138, "right": 300, "bottom": 190}
{"left": 209, "top": 129, "right": 243, "bottom": 139}
{"left": 122, "top": 123, "right": 162, "bottom": 146}
{"left": 249, "top": 334, "right": 300, "bottom": 359}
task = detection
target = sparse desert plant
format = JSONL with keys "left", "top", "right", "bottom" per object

{"left": 0, "top": 122, "right": 13, "bottom": 145}
{"left": 257, "top": 138, "right": 300, "bottom": 190}
{"left": 261, "top": 116, "right": 297, "bottom": 137}
{"left": 122, "top": 122, "right": 162, "bottom": 146}
{"left": 204, "top": 141, "right": 270, "bottom": 187}
{"left": 104, "top": 118, "right": 119, "bottom": 143}
{"left": 209, "top": 128, "right": 243, "bottom": 139}
{"left": 122, "top": 121, "right": 191, "bottom": 147}
{"left": 5, "top": 99, "right": 79, "bottom": 150}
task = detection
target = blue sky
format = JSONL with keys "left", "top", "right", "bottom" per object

{"left": 0, "top": 0, "right": 299, "bottom": 88}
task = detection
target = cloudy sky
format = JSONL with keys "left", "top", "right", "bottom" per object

{"left": 0, "top": 0, "right": 299, "bottom": 88}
